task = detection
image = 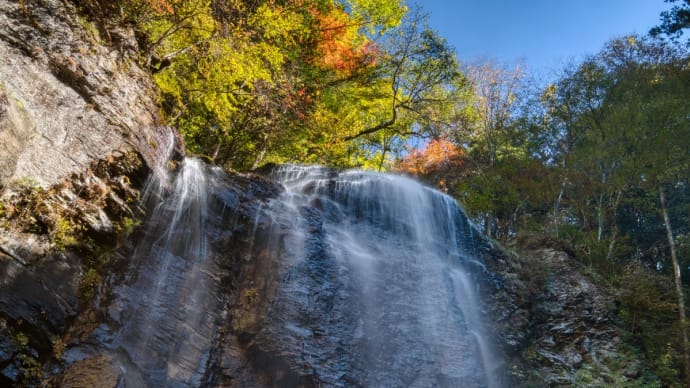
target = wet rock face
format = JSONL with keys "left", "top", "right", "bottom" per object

{"left": 217, "top": 166, "right": 503, "bottom": 387}
{"left": 0, "top": 151, "right": 149, "bottom": 385}
{"left": 50, "top": 163, "right": 284, "bottom": 387}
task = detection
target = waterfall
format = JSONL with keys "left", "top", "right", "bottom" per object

{"left": 110, "top": 158, "right": 219, "bottom": 386}
{"left": 81, "top": 129, "right": 226, "bottom": 386}
{"left": 250, "top": 165, "right": 503, "bottom": 387}
{"left": 71, "top": 149, "right": 502, "bottom": 386}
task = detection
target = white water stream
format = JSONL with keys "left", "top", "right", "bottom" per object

{"left": 261, "top": 165, "right": 504, "bottom": 387}
{"left": 84, "top": 149, "right": 502, "bottom": 386}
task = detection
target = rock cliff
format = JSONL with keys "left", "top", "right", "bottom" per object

{"left": 0, "top": 0, "right": 165, "bottom": 189}
{"left": 0, "top": 0, "right": 170, "bottom": 384}
{"left": 484, "top": 238, "right": 653, "bottom": 386}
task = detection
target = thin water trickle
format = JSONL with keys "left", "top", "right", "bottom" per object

{"left": 94, "top": 126, "right": 225, "bottom": 387}
{"left": 111, "top": 157, "right": 220, "bottom": 386}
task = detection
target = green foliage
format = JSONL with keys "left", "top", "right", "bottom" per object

{"left": 615, "top": 263, "right": 684, "bottom": 385}
{"left": 106, "top": 0, "right": 465, "bottom": 170}
{"left": 52, "top": 216, "right": 80, "bottom": 252}
{"left": 14, "top": 332, "right": 29, "bottom": 348}
{"left": 79, "top": 268, "right": 102, "bottom": 302}
{"left": 651, "top": 0, "right": 690, "bottom": 44}
{"left": 3, "top": 179, "right": 50, "bottom": 234}
{"left": 115, "top": 217, "right": 140, "bottom": 239}
{"left": 12, "top": 177, "right": 40, "bottom": 191}
{"left": 16, "top": 352, "right": 43, "bottom": 386}
{"left": 3, "top": 179, "right": 85, "bottom": 252}
{"left": 13, "top": 332, "right": 44, "bottom": 386}
{"left": 346, "top": 0, "right": 406, "bottom": 32}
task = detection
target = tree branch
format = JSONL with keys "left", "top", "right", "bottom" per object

{"left": 343, "top": 113, "right": 397, "bottom": 140}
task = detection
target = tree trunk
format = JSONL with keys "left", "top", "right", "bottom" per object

{"left": 596, "top": 193, "right": 604, "bottom": 242}
{"left": 377, "top": 148, "right": 388, "bottom": 172}
{"left": 250, "top": 133, "right": 269, "bottom": 171}
{"left": 606, "top": 190, "right": 623, "bottom": 261}
{"left": 552, "top": 175, "right": 567, "bottom": 238}
{"left": 211, "top": 141, "right": 222, "bottom": 163}
{"left": 250, "top": 147, "right": 267, "bottom": 171}
{"left": 660, "top": 186, "right": 690, "bottom": 384}
{"left": 377, "top": 137, "right": 391, "bottom": 172}
{"left": 483, "top": 212, "right": 494, "bottom": 238}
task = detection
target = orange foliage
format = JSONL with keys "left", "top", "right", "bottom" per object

{"left": 145, "top": 0, "right": 175, "bottom": 14}
{"left": 396, "top": 138, "right": 468, "bottom": 190}
{"left": 283, "top": 86, "right": 313, "bottom": 119}
{"left": 311, "top": 8, "right": 378, "bottom": 75}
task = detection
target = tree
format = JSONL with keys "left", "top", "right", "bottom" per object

{"left": 118, "top": 0, "right": 409, "bottom": 169}
{"left": 342, "top": 7, "right": 463, "bottom": 143}
{"left": 302, "top": 7, "right": 468, "bottom": 168}
{"left": 461, "top": 61, "right": 526, "bottom": 167}
{"left": 540, "top": 35, "right": 690, "bottom": 382}
{"left": 651, "top": 0, "right": 690, "bottom": 45}
{"left": 395, "top": 138, "right": 468, "bottom": 188}
{"left": 628, "top": 50, "right": 690, "bottom": 383}
{"left": 448, "top": 61, "right": 533, "bottom": 237}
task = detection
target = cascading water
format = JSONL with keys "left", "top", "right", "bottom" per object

{"left": 69, "top": 139, "right": 503, "bottom": 386}
{"left": 75, "top": 130, "right": 230, "bottom": 386}
{"left": 109, "top": 157, "right": 220, "bottom": 386}
{"left": 247, "top": 165, "right": 504, "bottom": 387}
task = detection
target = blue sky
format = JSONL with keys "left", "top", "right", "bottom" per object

{"left": 419, "top": 0, "right": 670, "bottom": 75}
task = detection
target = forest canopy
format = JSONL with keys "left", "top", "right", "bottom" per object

{"left": 76, "top": 0, "right": 467, "bottom": 170}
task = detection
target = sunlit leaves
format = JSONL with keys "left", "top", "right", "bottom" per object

{"left": 342, "top": 0, "right": 406, "bottom": 34}
{"left": 120, "top": 0, "right": 469, "bottom": 172}
{"left": 121, "top": 0, "right": 415, "bottom": 169}
{"left": 396, "top": 138, "right": 464, "bottom": 176}
{"left": 311, "top": 7, "right": 377, "bottom": 76}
